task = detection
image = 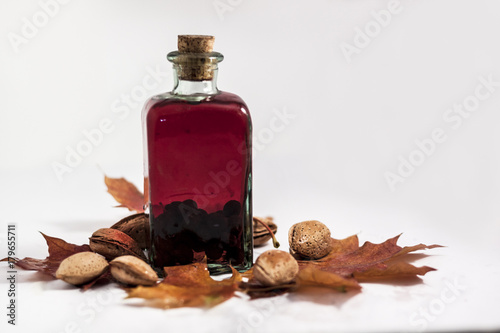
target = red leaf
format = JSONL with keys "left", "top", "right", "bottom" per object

{"left": 104, "top": 175, "right": 144, "bottom": 212}
{"left": 1, "top": 233, "right": 91, "bottom": 278}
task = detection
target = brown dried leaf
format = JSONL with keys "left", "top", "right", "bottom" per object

{"left": 325, "top": 234, "right": 360, "bottom": 257}
{"left": 239, "top": 234, "right": 441, "bottom": 298}
{"left": 0, "top": 233, "right": 91, "bottom": 278}
{"left": 239, "top": 259, "right": 360, "bottom": 299}
{"left": 298, "top": 234, "right": 442, "bottom": 280}
{"left": 296, "top": 266, "right": 361, "bottom": 291}
{"left": 239, "top": 279, "right": 297, "bottom": 299}
{"left": 127, "top": 261, "right": 242, "bottom": 308}
{"left": 104, "top": 175, "right": 144, "bottom": 212}
{"left": 353, "top": 261, "right": 436, "bottom": 282}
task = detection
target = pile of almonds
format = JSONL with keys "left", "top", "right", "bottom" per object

{"left": 56, "top": 213, "right": 156, "bottom": 286}
{"left": 54, "top": 213, "right": 330, "bottom": 289}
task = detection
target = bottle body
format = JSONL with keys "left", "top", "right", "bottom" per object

{"left": 143, "top": 91, "right": 252, "bottom": 274}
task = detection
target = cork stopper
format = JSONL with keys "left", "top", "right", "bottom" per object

{"left": 173, "top": 35, "right": 219, "bottom": 81}
{"left": 178, "top": 35, "right": 214, "bottom": 53}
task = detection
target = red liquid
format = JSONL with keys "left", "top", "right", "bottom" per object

{"left": 144, "top": 91, "right": 252, "bottom": 272}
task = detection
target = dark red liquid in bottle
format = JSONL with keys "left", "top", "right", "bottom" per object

{"left": 144, "top": 91, "right": 252, "bottom": 274}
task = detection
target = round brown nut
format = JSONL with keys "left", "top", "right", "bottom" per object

{"left": 109, "top": 255, "right": 158, "bottom": 286}
{"left": 253, "top": 250, "right": 299, "bottom": 286}
{"left": 56, "top": 252, "right": 108, "bottom": 285}
{"left": 288, "top": 220, "right": 332, "bottom": 259}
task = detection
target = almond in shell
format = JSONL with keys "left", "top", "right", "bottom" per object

{"left": 110, "top": 255, "right": 158, "bottom": 286}
{"left": 111, "top": 213, "right": 150, "bottom": 249}
{"left": 89, "top": 228, "right": 146, "bottom": 261}
{"left": 55, "top": 252, "right": 108, "bottom": 285}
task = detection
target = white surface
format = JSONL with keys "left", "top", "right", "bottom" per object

{"left": 1, "top": 0, "right": 500, "bottom": 332}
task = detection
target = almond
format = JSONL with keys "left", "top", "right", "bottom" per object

{"left": 55, "top": 252, "right": 108, "bottom": 285}
{"left": 89, "top": 228, "right": 146, "bottom": 261}
{"left": 109, "top": 255, "right": 158, "bottom": 286}
{"left": 288, "top": 220, "right": 332, "bottom": 259}
{"left": 111, "top": 213, "right": 150, "bottom": 249}
{"left": 253, "top": 250, "right": 298, "bottom": 286}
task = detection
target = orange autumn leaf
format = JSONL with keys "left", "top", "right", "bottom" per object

{"left": 104, "top": 175, "right": 144, "bottom": 212}
{"left": 126, "top": 261, "right": 242, "bottom": 309}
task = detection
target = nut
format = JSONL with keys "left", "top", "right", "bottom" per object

{"left": 111, "top": 213, "right": 150, "bottom": 249}
{"left": 55, "top": 252, "right": 108, "bottom": 285}
{"left": 89, "top": 228, "right": 146, "bottom": 261}
{"left": 288, "top": 220, "right": 332, "bottom": 259}
{"left": 253, "top": 250, "right": 299, "bottom": 286}
{"left": 109, "top": 255, "right": 158, "bottom": 286}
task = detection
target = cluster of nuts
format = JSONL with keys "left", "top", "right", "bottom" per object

{"left": 252, "top": 220, "right": 333, "bottom": 287}
{"left": 56, "top": 253, "right": 158, "bottom": 286}
{"left": 55, "top": 212, "right": 333, "bottom": 289}
{"left": 56, "top": 213, "right": 158, "bottom": 287}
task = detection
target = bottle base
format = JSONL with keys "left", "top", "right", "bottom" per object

{"left": 151, "top": 261, "right": 252, "bottom": 277}
{"left": 208, "top": 261, "right": 252, "bottom": 275}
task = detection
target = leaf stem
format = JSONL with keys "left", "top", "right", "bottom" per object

{"left": 255, "top": 217, "right": 280, "bottom": 248}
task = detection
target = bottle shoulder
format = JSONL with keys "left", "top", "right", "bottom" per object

{"left": 214, "top": 91, "right": 248, "bottom": 108}
{"left": 143, "top": 90, "right": 250, "bottom": 115}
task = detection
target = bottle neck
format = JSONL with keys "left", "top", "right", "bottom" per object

{"left": 172, "top": 68, "right": 219, "bottom": 96}
{"left": 167, "top": 51, "right": 224, "bottom": 97}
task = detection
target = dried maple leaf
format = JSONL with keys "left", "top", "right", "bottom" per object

{"left": 297, "top": 234, "right": 442, "bottom": 281}
{"left": 353, "top": 261, "right": 435, "bottom": 282}
{"left": 296, "top": 266, "right": 361, "bottom": 291}
{"left": 126, "top": 261, "right": 242, "bottom": 308}
{"left": 239, "top": 280, "right": 297, "bottom": 299}
{"left": 0, "top": 233, "right": 91, "bottom": 278}
{"left": 240, "top": 234, "right": 441, "bottom": 298}
{"left": 104, "top": 175, "right": 144, "bottom": 212}
{"left": 239, "top": 263, "right": 361, "bottom": 299}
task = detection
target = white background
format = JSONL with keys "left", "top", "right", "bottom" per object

{"left": 1, "top": 0, "right": 500, "bottom": 332}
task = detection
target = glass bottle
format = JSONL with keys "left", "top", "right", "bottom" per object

{"left": 142, "top": 35, "right": 252, "bottom": 275}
